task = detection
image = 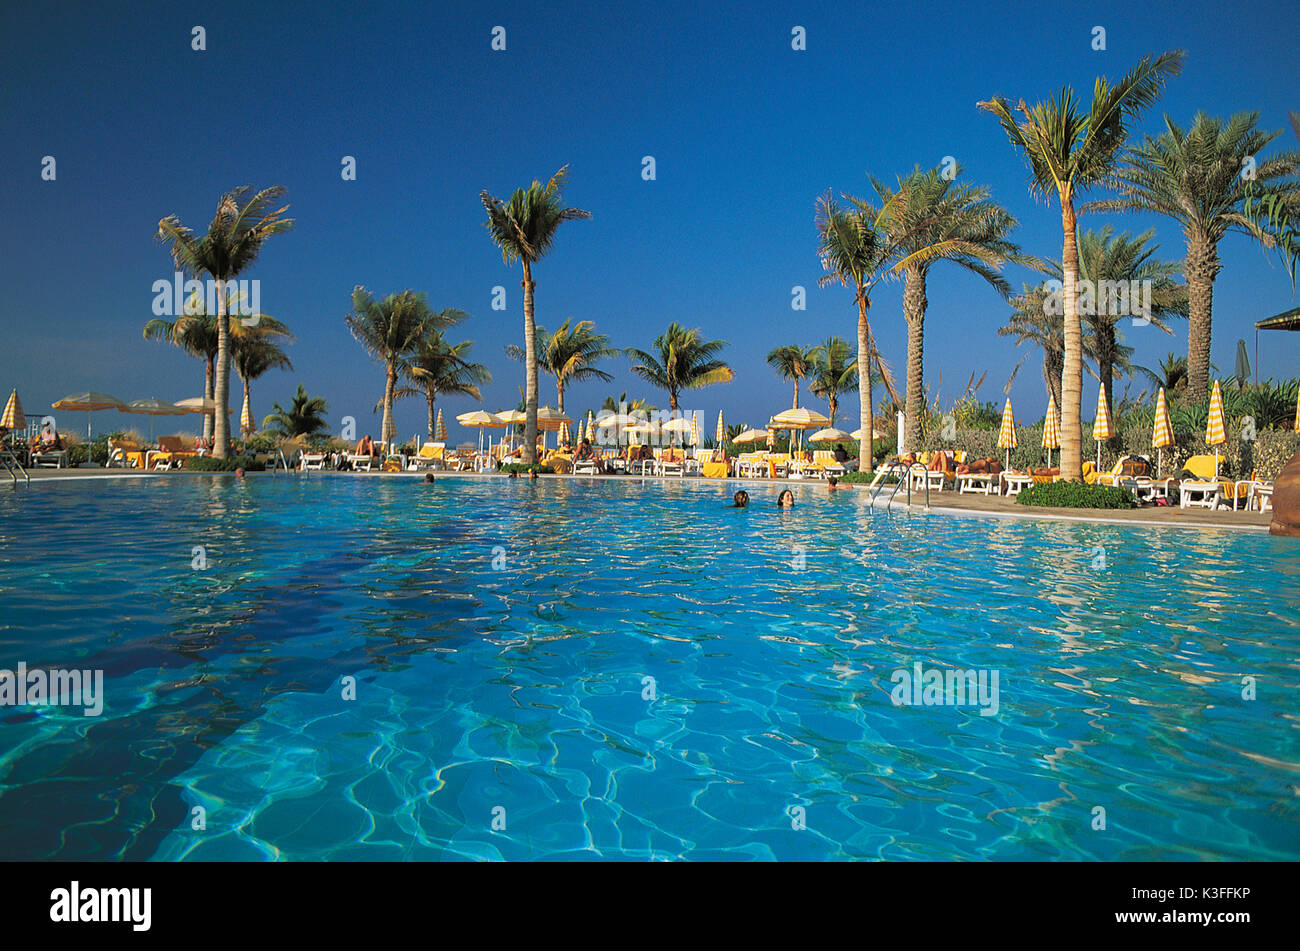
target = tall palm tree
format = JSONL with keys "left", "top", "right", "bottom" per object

{"left": 1000, "top": 283, "right": 1065, "bottom": 409}
{"left": 1083, "top": 111, "right": 1300, "bottom": 401}
{"left": 1073, "top": 227, "right": 1186, "bottom": 408}
{"left": 232, "top": 334, "right": 294, "bottom": 436}
{"left": 262, "top": 384, "right": 329, "bottom": 438}
{"left": 815, "top": 192, "right": 905, "bottom": 475}
{"left": 156, "top": 185, "right": 294, "bottom": 457}
{"left": 979, "top": 50, "right": 1184, "bottom": 480}
{"left": 481, "top": 166, "right": 591, "bottom": 464}
{"left": 396, "top": 333, "right": 492, "bottom": 439}
{"left": 345, "top": 287, "right": 463, "bottom": 446}
{"left": 626, "top": 323, "right": 735, "bottom": 411}
{"left": 870, "top": 165, "right": 1026, "bottom": 447}
{"left": 807, "top": 336, "right": 859, "bottom": 425}
{"left": 766, "top": 344, "right": 820, "bottom": 409}
{"left": 506, "top": 319, "right": 618, "bottom": 414}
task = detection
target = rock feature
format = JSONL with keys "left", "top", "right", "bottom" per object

{"left": 1269, "top": 449, "right": 1300, "bottom": 537}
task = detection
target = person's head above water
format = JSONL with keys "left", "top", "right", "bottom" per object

{"left": 732, "top": 490, "right": 749, "bottom": 508}
{"left": 424, "top": 473, "right": 435, "bottom": 483}
{"left": 827, "top": 476, "right": 838, "bottom": 488}
{"left": 777, "top": 489, "right": 794, "bottom": 507}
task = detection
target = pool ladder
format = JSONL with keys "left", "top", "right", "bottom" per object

{"left": 1, "top": 448, "right": 29, "bottom": 486}
{"left": 867, "top": 461, "right": 929, "bottom": 512}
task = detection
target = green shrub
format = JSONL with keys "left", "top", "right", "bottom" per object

{"left": 1016, "top": 481, "right": 1137, "bottom": 509}
{"left": 185, "top": 455, "right": 265, "bottom": 472}
{"left": 500, "top": 463, "right": 554, "bottom": 475}
{"left": 839, "top": 471, "right": 898, "bottom": 484}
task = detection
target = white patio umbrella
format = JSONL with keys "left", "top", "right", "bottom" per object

{"left": 51, "top": 391, "right": 129, "bottom": 438}
{"left": 123, "top": 398, "right": 188, "bottom": 440}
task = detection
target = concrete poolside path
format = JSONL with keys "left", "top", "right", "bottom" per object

{"left": 15, "top": 465, "right": 1275, "bottom": 532}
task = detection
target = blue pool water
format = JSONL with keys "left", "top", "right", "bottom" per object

{"left": 0, "top": 474, "right": 1297, "bottom": 861}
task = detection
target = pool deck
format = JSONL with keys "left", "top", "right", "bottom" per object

{"left": 16, "top": 466, "right": 1274, "bottom": 532}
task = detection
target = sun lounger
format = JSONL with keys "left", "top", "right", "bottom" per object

{"left": 107, "top": 440, "right": 146, "bottom": 469}
{"left": 657, "top": 449, "right": 684, "bottom": 477}
{"left": 31, "top": 447, "right": 69, "bottom": 468}
{"left": 1249, "top": 482, "right": 1274, "bottom": 512}
{"left": 408, "top": 443, "right": 445, "bottom": 471}
{"left": 346, "top": 452, "right": 380, "bottom": 471}
{"left": 812, "top": 451, "right": 846, "bottom": 478}
{"left": 1179, "top": 480, "right": 1221, "bottom": 508}
{"left": 999, "top": 471, "right": 1033, "bottom": 496}
{"left": 957, "top": 471, "right": 999, "bottom": 494}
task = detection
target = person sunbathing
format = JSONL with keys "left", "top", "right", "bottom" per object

{"left": 355, "top": 435, "right": 375, "bottom": 456}
{"left": 31, "top": 425, "right": 63, "bottom": 453}
{"left": 574, "top": 438, "right": 604, "bottom": 473}
{"left": 710, "top": 446, "right": 728, "bottom": 463}
{"left": 955, "top": 457, "right": 1002, "bottom": 475}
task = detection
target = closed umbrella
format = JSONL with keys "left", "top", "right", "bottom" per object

{"left": 558, "top": 421, "right": 571, "bottom": 446}
{"left": 1152, "top": 387, "right": 1175, "bottom": 478}
{"left": 1235, "top": 339, "right": 1250, "bottom": 388}
{"left": 240, "top": 392, "right": 256, "bottom": 436}
{"left": 534, "top": 406, "right": 572, "bottom": 452}
{"left": 715, "top": 409, "right": 725, "bottom": 448}
{"left": 1041, "top": 395, "right": 1060, "bottom": 468}
{"left": 435, "top": 408, "right": 447, "bottom": 442}
{"left": 690, "top": 411, "right": 700, "bottom": 447}
{"left": 997, "top": 399, "right": 1017, "bottom": 470}
{"left": 1092, "top": 385, "right": 1113, "bottom": 471}
{"left": 1294, "top": 384, "right": 1300, "bottom": 434}
{"left": 2, "top": 389, "right": 26, "bottom": 433}
{"left": 1206, "top": 380, "right": 1227, "bottom": 478}
{"left": 584, "top": 411, "right": 595, "bottom": 443}
{"left": 52, "top": 392, "right": 129, "bottom": 438}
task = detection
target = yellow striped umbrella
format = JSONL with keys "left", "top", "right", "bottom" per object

{"left": 53, "top": 391, "right": 130, "bottom": 437}
{"left": 240, "top": 392, "right": 256, "bottom": 435}
{"left": 584, "top": 411, "right": 595, "bottom": 443}
{"left": 766, "top": 428, "right": 776, "bottom": 448}
{"left": 997, "top": 398, "right": 1016, "bottom": 468}
{"left": 1, "top": 389, "right": 25, "bottom": 432}
{"left": 716, "top": 410, "right": 725, "bottom": 446}
{"left": 1152, "top": 387, "right": 1175, "bottom": 477}
{"left": 1206, "top": 379, "right": 1227, "bottom": 477}
{"left": 1040, "top": 394, "right": 1060, "bottom": 467}
{"left": 1293, "top": 384, "right": 1299, "bottom": 433}
{"left": 435, "top": 408, "right": 447, "bottom": 442}
{"left": 1093, "top": 385, "right": 1114, "bottom": 470}
{"left": 690, "top": 410, "right": 700, "bottom": 447}
{"left": 559, "top": 421, "right": 571, "bottom": 445}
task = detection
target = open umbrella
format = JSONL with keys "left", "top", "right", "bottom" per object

{"left": 1092, "top": 385, "right": 1113, "bottom": 471}
{"left": 1152, "top": 387, "right": 1175, "bottom": 477}
{"left": 125, "top": 398, "right": 188, "bottom": 441}
{"left": 733, "top": 427, "right": 768, "bottom": 444}
{"left": 770, "top": 406, "right": 830, "bottom": 452}
{"left": 52, "top": 392, "right": 129, "bottom": 438}
{"left": 1206, "top": 380, "right": 1227, "bottom": 478}
{"left": 493, "top": 409, "right": 527, "bottom": 452}
{"left": 997, "top": 398, "right": 1017, "bottom": 470}
{"left": 1041, "top": 395, "right": 1060, "bottom": 468}
{"left": 661, "top": 416, "right": 693, "bottom": 447}
{"left": 808, "top": 427, "right": 851, "bottom": 443}
{"left": 458, "top": 409, "right": 504, "bottom": 454}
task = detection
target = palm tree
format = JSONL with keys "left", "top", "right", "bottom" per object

{"left": 397, "top": 333, "right": 492, "bottom": 439}
{"left": 232, "top": 334, "right": 293, "bottom": 436}
{"left": 506, "top": 319, "right": 617, "bottom": 414}
{"left": 807, "top": 336, "right": 859, "bottom": 425}
{"left": 345, "top": 287, "right": 463, "bottom": 446}
{"left": 1073, "top": 227, "right": 1186, "bottom": 408}
{"left": 142, "top": 298, "right": 291, "bottom": 442}
{"left": 262, "top": 384, "right": 329, "bottom": 438}
{"left": 766, "top": 344, "right": 820, "bottom": 409}
{"left": 626, "top": 323, "right": 735, "bottom": 411}
{"left": 1000, "top": 283, "right": 1065, "bottom": 408}
{"left": 1136, "top": 352, "right": 1189, "bottom": 392}
{"left": 481, "top": 166, "right": 591, "bottom": 464}
{"left": 600, "top": 392, "right": 655, "bottom": 416}
{"left": 815, "top": 192, "right": 905, "bottom": 475}
{"left": 870, "top": 165, "right": 1026, "bottom": 448}
{"left": 1083, "top": 111, "right": 1300, "bottom": 401}
{"left": 156, "top": 185, "right": 294, "bottom": 457}
{"left": 979, "top": 50, "right": 1184, "bottom": 480}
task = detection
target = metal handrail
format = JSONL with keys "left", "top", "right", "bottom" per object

{"left": 1, "top": 449, "right": 30, "bottom": 485}
{"left": 868, "top": 461, "right": 930, "bottom": 512}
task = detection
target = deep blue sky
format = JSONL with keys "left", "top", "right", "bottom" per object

{"left": 2, "top": 0, "right": 1297, "bottom": 440}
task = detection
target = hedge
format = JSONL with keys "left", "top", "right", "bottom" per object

{"left": 1016, "top": 482, "right": 1137, "bottom": 509}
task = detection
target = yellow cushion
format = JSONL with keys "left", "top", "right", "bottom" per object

{"left": 1184, "top": 455, "right": 1218, "bottom": 480}
{"left": 702, "top": 461, "right": 728, "bottom": 478}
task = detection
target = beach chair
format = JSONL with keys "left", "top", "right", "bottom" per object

{"left": 346, "top": 450, "right": 381, "bottom": 471}
{"left": 107, "top": 439, "right": 145, "bottom": 469}
{"left": 1248, "top": 482, "right": 1274, "bottom": 512}
{"left": 657, "top": 448, "right": 684, "bottom": 477}
{"left": 408, "top": 442, "right": 445, "bottom": 471}
{"left": 686, "top": 447, "right": 711, "bottom": 475}
{"left": 1178, "top": 454, "right": 1250, "bottom": 509}
{"left": 812, "top": 450, "right": 845, "bottom": 478}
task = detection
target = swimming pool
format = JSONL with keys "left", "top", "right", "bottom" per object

{"left": 1, "top": 475, "right": 1297, "bottom": 860}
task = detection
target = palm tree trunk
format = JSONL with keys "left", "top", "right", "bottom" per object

{"left": 203, "top": 357, "right": 215, "bottom": 444}
{"left": 856, "top": 288, "right": 874, "bottom": 476}
{"left": 1043, "top": 354, "right": 1062, "bottom": 410}
{"left": 1059, "top": 202, "right": 1083, "bottom": 481}
{"left": 521, "top": 261, "right": 539, "bottom": 465}
{"left": 213, "top": 280, "right": 231, "bottom": 458}
{"left": 1185, "top": 233, "right": 1218, "bottom": 403}
{"left": 427, "top": 390, "right": 436, "bottom": 440}
{"left": 903, "top": 266, "right": 927, "bottom": 450}
{"left": 557, "top": 381, "right": 565, "bottom": 415}
{"left": 829, "top": 394, "right": 838, "bottom": 425}
{"left": 381, "top": 363, "right": 396, "bottom": 447}
{"left": 793, "top": 377, "right": 799, "bottom": 409}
